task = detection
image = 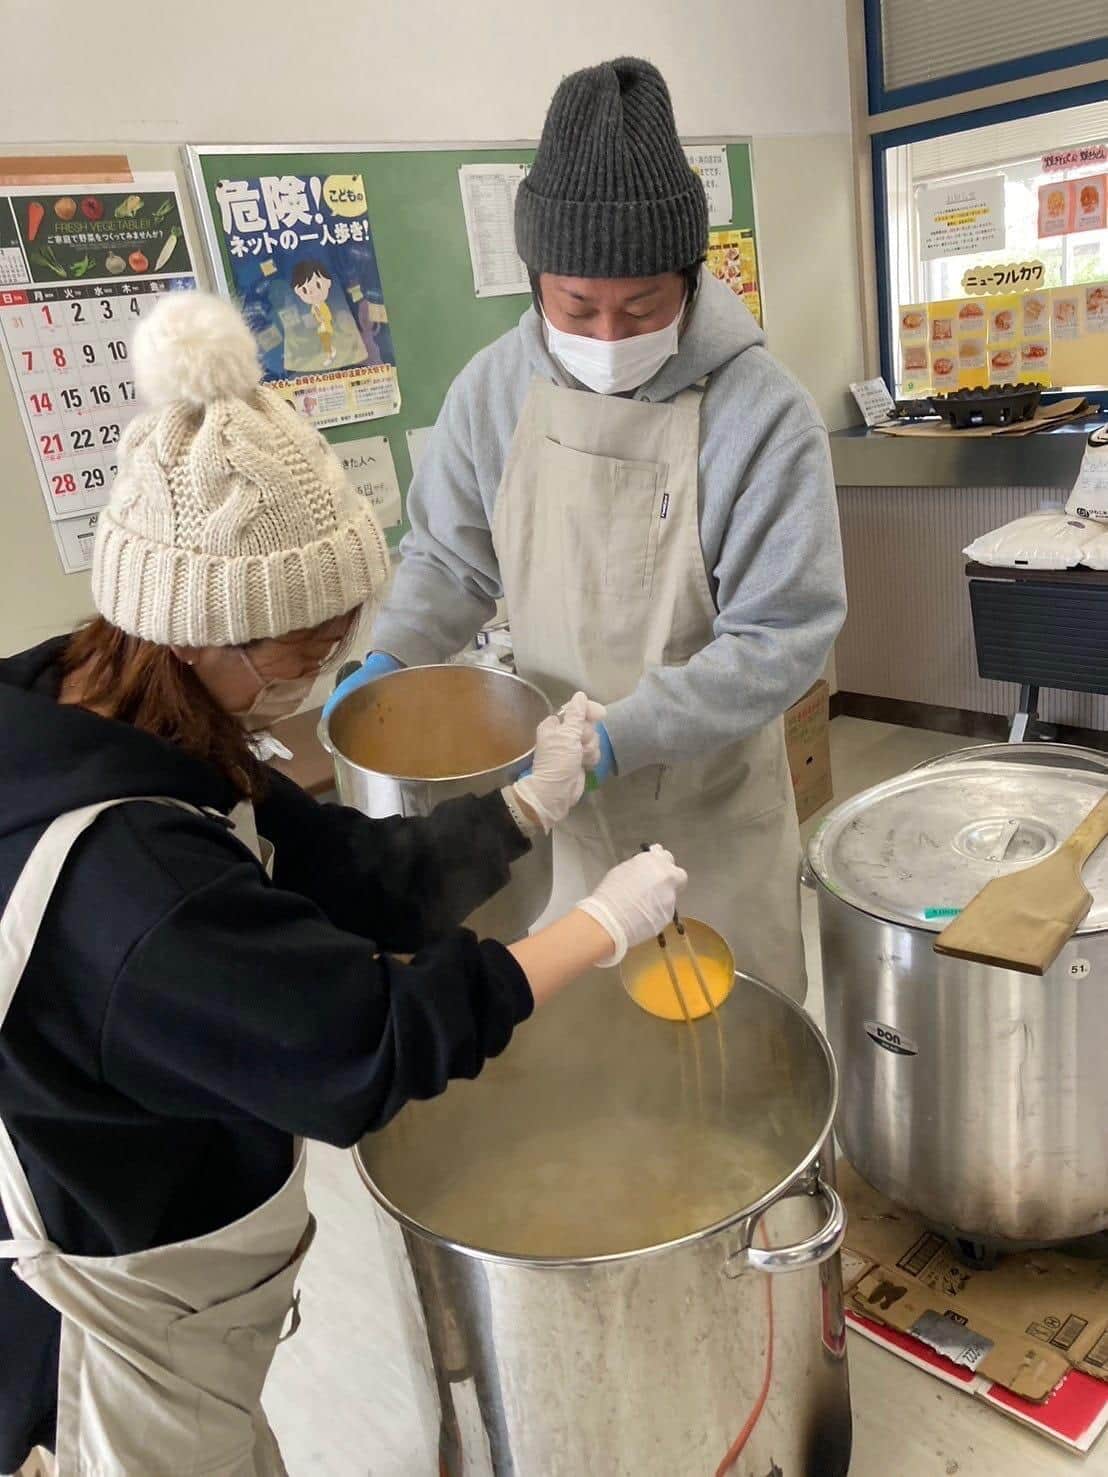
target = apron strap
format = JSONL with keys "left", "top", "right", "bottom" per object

{"left": 0, "top": 797, "right": 217, "bottom": 1248}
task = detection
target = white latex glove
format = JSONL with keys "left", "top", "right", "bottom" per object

{"left": 562, "top": 694, "right": 606, "bottom": 772}
{"left": 509, "top": 691, "right": 594, "bottom": 833}
{"left": 577, "top": 845, "right": 689, "bottom": 966}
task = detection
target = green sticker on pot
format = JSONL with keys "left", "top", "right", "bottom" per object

{"left": 923, "top": 907, "right": 962, "bottom": 920}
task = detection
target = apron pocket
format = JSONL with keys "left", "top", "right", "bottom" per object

{"left": 539, "top": 437, "right": 664, "bottom": 600}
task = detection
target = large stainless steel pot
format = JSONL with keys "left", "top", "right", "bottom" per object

{"left": 319, "top": 665, "right": 553, "bottom": 942}
{"left": 809, "top": 760, "right": 1108, "bottom": 1250}
{"left": 355, "top": 970, "right": 852, "bottom": 1476}
{"left": 912, "top": 740, "right": 1108, "bottom": 776}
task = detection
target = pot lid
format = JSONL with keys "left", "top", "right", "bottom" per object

{"left": 808, "top": 761, "right": 1108, "bottom": 932}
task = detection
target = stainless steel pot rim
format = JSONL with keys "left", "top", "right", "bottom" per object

{"left": 318, "top": 664, "right": 553, "bottom": 783}
{"left": 808, "top": 760, "right": 1108, "bottom": 935}
{"left": 911, "top": 742, "right": 1108, "bottom": 774}
{"left": 354, "top": 972, "right": 840, "bottom": 1271}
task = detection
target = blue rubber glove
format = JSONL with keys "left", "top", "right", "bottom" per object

{"left": 322, "top": 651, "right": 403, "bottom": 720}
{"left": 587, "top": 721, "right": 618, "bottom": 789}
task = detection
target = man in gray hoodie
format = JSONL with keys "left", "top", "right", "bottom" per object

{"left": 329, "top": 57, "right": 846, "bottom": 1000}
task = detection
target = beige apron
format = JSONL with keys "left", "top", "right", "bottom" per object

{"left": 0, "top": 799, "right": 315, "bottom": 1476}
{"left": 493, "top": 378, "right": 806, "bottom": 999}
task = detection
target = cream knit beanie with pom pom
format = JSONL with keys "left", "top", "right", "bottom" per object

{"left": 92, "top": 290, "right": 391, "bottom": 647}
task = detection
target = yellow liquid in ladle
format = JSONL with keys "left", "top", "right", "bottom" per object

{"left": 627, "top": 952, "right": 734, "bottom": 1022}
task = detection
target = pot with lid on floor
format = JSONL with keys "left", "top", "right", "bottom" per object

{"left": 355, "top": 966, "right": 852, "bottom": 1476}
{"left": 808, "top": 758, "right": 1108, "bottom": 1251}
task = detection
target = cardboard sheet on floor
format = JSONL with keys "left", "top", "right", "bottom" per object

{"left": 840, "top": 1161, "right": 1108, "bottom": 1454}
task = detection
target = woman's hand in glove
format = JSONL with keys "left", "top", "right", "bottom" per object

{"left": 576, "top": 845, "right": 689, "bottom": 965}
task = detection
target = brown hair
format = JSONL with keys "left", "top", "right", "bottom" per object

{"left": 61, "top": 618, "right": 268, "bottom": 801}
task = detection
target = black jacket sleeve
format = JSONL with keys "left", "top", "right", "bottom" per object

{"left": 254, "top": 768, "right": 531, "bottom": 951}
{"left": 101, "top": 849, "right": 534, "bottom": 1146}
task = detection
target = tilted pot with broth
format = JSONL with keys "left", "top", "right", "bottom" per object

{"left": 319, "top": 664, "right": 553, "bottom": 942}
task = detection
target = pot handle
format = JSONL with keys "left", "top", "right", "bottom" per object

{"left": 722, "top": 1175, "right": 846, "bottom": 1278}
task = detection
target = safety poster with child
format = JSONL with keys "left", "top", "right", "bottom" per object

{"left": 194, "top": 158, "right": 401, "bottom": 432}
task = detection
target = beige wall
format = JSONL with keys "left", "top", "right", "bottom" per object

{"left": 0, "top": 1, "right": 862, "bottom": 656}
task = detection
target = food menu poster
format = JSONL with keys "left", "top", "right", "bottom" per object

{"left": 706, "top": 228, "right": 762, "bottom": 326}
{"left": 0, "top": 174, "right": 198, "bottom": 572}
{"left": 897, "top": 283, "right": 1108, "bottom": 395}
{"left": 192, "top": 161, "right": 400, "bottom": 432}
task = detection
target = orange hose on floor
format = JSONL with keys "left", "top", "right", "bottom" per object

{"left": 715, "top": 1242, "right": 775, "bottom": 1476}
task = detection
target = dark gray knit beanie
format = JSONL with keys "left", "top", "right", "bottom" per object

{"left": 515, "top": 57, "right": 709, "bottom": 279}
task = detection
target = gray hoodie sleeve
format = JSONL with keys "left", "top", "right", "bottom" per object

{"left": 602, "top": 417, "right": 846, "bottom": 776}
{"left": 372, "top": 384, "right": 502, "bottom": 667}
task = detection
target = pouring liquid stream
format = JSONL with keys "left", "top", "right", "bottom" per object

{"left": 588, "top": 796, "right": 728, "bottom": 1119}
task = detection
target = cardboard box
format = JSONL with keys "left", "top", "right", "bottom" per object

{"left": 839, "top": 1161, "right": 1108, "bottom": 1403}
{"left": 785, "top": 680, "right": 832, "bottom": 821}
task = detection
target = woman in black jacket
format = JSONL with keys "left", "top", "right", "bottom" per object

{"left": 0, "top": 293, "right": 685, "bottom": 1477}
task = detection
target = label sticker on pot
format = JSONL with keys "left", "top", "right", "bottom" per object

{"left": 865, "top": 1020, "right": 918, "bottom": 1057}
{"left": 1069, "top": 959, "right": 1092, "bottom": 979}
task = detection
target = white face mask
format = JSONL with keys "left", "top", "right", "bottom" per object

{"left": 544, "top": 300, "right": 683, "bottom": 395}
{"left": 232, "top": 648, "right": 317, "bottom": 732}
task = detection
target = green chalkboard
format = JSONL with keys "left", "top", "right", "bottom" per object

{"left": 187, "top": 143, "right": 756, "bottom": 541}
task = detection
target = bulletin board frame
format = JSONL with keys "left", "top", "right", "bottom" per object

{"left": 185, "top": 137, "right": 760, "bottom": 542}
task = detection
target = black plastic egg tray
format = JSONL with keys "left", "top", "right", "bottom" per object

{"left": 929, "top": 383, "right": 1043, "bottom": 430}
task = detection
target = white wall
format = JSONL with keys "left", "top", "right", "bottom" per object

{"left": 0, "top": 0, "right": 861, "bottom": 656}
{"left": 4, "top": 1, "right": 851, "bottom": 142}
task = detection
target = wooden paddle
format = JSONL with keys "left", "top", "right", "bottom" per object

{"left": 934, "top": 793, "right": 1108, "bottom": 975}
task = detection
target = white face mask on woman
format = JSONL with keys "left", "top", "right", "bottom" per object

{"left": 231, "top": 648, "right": 317, "bottom": 732}
{"left": 544, "top": 300, "right": 684, "bottom": 395}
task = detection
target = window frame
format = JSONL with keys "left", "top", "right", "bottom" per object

{"left": 873, "top": 77, "right": 1108, "bottom": 405}
{"left": 865, "top": 0, "right": 1108, "bottom": 114}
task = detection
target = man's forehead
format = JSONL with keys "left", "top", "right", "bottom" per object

{"left": 543, "top": 274, "right": 677, "bottom": 306}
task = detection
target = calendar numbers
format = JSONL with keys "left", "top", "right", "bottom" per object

{"left": 0, "top": 187, "right": 196, "bottom": 555}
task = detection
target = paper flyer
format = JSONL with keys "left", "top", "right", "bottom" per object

{"left": 337, "top": 433, "right": 402, "bottom": 529}
{"left": 458, "top": 164, "right": 530, "bottom": 299}
{"left": 0, "top": 173, "right": 197, "bottom": 561}
{"left": 1087, "top": 284, "right": 1108, "bottom": 333}
{"left": 917, "top": 175, "right": 1005, "bottom": 261}
{"left": 683, "top": 145, "right": 732, "bottom": 228}
{"left": 405, "top": 425, "right": 434, "bottom": 478}
{"left": 706, "top": 228, "right": 762, "bottom": 325}
{"left": 204, "top": 166, "right": 400, "bottom": 431}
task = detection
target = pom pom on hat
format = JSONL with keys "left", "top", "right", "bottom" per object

{"left": 133, "top": 290, "right": 262, "bottom": 408}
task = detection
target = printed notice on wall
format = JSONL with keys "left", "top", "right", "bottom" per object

{"left": 917, "top": 175, "right": 1006, "bottom": 262}
{"left": 405, "top": 424, "right": 434, "bottom": 477}
{"left": 53, "top": 509, "right": 101, "bottom": 574}
{"left": 684, "top": 145, "right": 732, "bottom": 228}
{"left": 338, "top": 433, "right": 402, "bottom": 529}
{"left": 0, "top": 173, "right": 198, "bottom": 569}
{"left": 458, "top": 164, "right": 530, "bottom": 298}
{"left": 706, "top": 228, "right": 763, "bottom": 325}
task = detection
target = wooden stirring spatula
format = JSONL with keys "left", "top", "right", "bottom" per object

{"left": 935, "top": 793, "right": 1108, "bottom": 975}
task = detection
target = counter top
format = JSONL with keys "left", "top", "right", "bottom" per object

{"left": 831, "top": 413, "right": 1106, "bottom": 489}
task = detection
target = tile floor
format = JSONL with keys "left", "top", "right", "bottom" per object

{"left": 266, "top": 719, "right": 1102, "bottom": 1475}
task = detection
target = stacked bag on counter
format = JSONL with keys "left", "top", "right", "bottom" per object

{"left": 965, "top": 442, "right": 1108, "bottom": 571}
